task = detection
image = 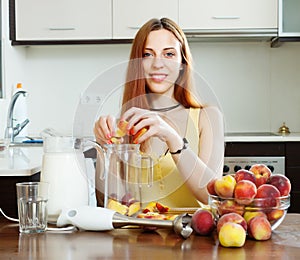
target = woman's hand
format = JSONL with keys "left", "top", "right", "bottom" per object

{"left": 93, "top": 115, "right": 116, "bottom": 145}
{"left": 121, "top": 107, "right": 183, "bottom": 151}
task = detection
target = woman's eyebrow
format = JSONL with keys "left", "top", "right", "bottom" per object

{"left": 144, "top": 47, "right": 176, "bottom": 51}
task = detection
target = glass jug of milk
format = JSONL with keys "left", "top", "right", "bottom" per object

{"left": 40, "top": 136, "right": 89, "bottom": 223}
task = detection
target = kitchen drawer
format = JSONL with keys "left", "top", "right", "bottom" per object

{"left": 11, "top": 0, "right": 112, "bottom": 41}
{"left": 225, "top": 142, "right": 285, "bottom": 157}
{"left": 0, "top": 173, "right": 40, "bottom": 218}
{"left": 285, "top": 142, "right": 300, "bottom": 166}
{"left": 286, "top": 167, "right": 300, "bottom": 191}
{"left": 288, "top": 191, "right": 300, "bottom": 213}
{"left": 113, "top": 0, "right": 178, "bottom": 39}
{"left": 179, "top": 0, "right": 277, "bottom": 30}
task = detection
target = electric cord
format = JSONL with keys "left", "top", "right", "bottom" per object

{"left": 0, "top": 207, "right": 76, "bottom": 232}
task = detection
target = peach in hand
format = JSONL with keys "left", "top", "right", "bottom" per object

{"left": 249, "top": 164, "right": 272, "bottom": 187}
{"left": 191, "top": 209, "right": 216, "bottom": 236}
{"left": 269, "top": 174, "right": 291, "bottom": 196}
{"left": 234, "top": 180, "right": 257, "bottom": 205}
{"left": 218, "top": 222, "right": 246, "bottom": 247}
{"left": 214, "top": 175, "right": 236, "bottom": 198}
{"left": 248, "top": 216, "right": 272, "bottom": 241}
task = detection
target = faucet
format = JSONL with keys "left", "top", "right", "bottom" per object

{"left": 5, "top": 90, "right": 30, "bottom": 143}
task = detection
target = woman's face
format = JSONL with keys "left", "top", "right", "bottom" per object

{"left": 142, "top": 29, "right": 182, "bottom": 96}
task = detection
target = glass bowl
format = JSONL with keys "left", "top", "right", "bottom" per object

{"left": 208, "top": 194, "right": 290, "bottom": 230}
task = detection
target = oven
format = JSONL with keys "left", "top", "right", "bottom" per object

{"left": 223, "top": 156, "right": 285, "bottom": 176}
{"left": 224, "top": 135, "right": 286, "bottom": 176}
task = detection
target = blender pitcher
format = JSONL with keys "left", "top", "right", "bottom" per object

{"left": 96, "top": 144, "right": 153, "bottom": 216}
{"left": 40, "top": 136, "right": 89, "bottom": 222}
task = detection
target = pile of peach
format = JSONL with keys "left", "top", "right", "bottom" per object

{"left": 191, "top": 163, "right": 291, "bottom": 247}
{"left": 107, "top": 193, "right": 141, "bottom": 216}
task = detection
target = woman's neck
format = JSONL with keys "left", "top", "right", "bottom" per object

{"left": 147, "top": 93, "right": 179, "bottom": 110}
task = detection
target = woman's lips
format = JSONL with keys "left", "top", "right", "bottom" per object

{"left": 149, "top": 73, "right": 168, "bottom": 83}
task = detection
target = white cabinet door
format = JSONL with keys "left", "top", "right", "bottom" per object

{"left": 179, "top": 0, "right": 277, "bottom": 30}
{"left": 113, "top": 0, "right": 178, "bottom": 39}
{"left": 15, "top": 0, "right": 112, "bottom": 40}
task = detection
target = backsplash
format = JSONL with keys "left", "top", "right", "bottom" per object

{"left": 1, "top": 41, "right": 300, "bottom": 138}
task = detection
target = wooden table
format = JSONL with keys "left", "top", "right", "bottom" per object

{"left": 1, "top": 214, "right": 300, "bottom": 259}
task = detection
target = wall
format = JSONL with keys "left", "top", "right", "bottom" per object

{"left": 1, "top": 2, "right": 300, "bottom": 138}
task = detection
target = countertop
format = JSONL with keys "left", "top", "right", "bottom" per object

{"left": 0, "top": 214, "right": 299, "bottom": 259}
{"left": 225, "top": 132, "right": 300, "bottom": 142}
{"left": 1, "top": 132, "right": 300, "bottom": 177}
{"left": 0, "top": 146, "right": 43, "bottom": 176}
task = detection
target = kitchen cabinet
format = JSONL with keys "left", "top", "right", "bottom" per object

{"left": 10, "top": 0, "right": 112, "bottom": 41}
{"left": 279, "top": 0, "right": 300, "bottom": 36}
{"left": 179, "top": 0, "right": 277, "bottom": 33}
{"left": 112, "top": 0, "right": 178, "bottom": 39}
{"left": 285, "top": 142, "right": 300, "bottom": 213}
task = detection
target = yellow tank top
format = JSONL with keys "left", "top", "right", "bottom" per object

{"left": 141, "top": 108, "right": 201, "bottom": 208}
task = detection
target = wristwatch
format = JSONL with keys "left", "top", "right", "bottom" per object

{"left": 169, "top": 138, "right": 188, "bottom": 154}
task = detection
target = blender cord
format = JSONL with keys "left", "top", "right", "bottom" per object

{"left": 0, "top": 207, "right": 76, "bottom": 232}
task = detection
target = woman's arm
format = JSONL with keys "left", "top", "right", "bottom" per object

{"left": 172, "top": 106, "right": 225, "bottom": 204}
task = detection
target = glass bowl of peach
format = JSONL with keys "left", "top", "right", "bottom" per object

{"left": 207, "top": 164, "right": 291, "bottom": 231}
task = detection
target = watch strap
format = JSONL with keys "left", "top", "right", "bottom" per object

{"left": 169, "top": 138, "right": 188, "bottom": 154}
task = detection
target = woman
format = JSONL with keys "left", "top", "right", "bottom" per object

{"left": 94, "top": 17, "right": 224, "bottom": 207}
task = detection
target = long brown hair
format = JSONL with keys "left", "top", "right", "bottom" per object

{"left": 121, "top": 17, "right": 202, "bottom": 112}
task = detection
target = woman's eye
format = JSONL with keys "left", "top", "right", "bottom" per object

{"left": 143, "top": 52, "right": 153, "bottom": 58}
{"left": 164, "top": 52, "right": 175, "bottom": 58}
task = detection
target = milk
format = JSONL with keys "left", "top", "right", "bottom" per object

{"left": 40, "top": 151, "right": 89, "bottom": 222}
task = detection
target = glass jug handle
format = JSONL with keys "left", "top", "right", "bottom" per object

{"left": 141, "top": 156, "right": 153, "bottom": 188}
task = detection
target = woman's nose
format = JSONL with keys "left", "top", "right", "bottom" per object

{"left": 152, "top": 57, "right": 164, "bottom": 68}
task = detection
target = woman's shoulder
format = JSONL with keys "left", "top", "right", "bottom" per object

{"left": 189, "top": 105, "right": 222, "bottom": 118}
{"left": 196, "top": 105, "right": 224, "bottom": 129}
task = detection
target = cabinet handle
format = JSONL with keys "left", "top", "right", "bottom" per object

{"left": 212, "top": 16, "right": 240, "bottom": 20}
{"left": 48, "top": 28, "right": 76, "bottom": 31}
{"left": 127, "top": 26, "right": 140, "bottom": 30}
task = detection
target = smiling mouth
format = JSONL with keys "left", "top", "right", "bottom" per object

{"left": 149, "top": 74, "right": 168, "bottom": 82}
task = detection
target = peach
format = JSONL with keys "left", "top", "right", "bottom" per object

{"left": 142, "top": 201, "right": 157, "bottom": 213}
{"left": 234, "top": 180, "right": 257, "bottom": 205}
{"left": 115, "top": 120, "right": 128, "bottom": 137}
{"left": 269, "top": 174, "right": 291, "bottom": 196}
{"left": 243, "top": 211, "right": 267, "bottom": 225}
{"left": 214, "top": 175, "right": 236, "bottom": 198}
{"left": 128, "top": 201, "right": 141, "bottom": 216}
{"left": 155, "top": 202, "right": 169, "bottom": 213}
{"left": 206, "top": 178, "right": 218, "bottom": 195}
{"left": 121, "top": 192, "right": 135, "bottom": 206}
{"left": 218, "top": 222, "right": 246, "bottom": 247}
{"left": 217, "top": 212, "right": 247, "bottom": 234}
{"left": 267, "top": 209, "right": 285, "bottom": 221}
{"left": 218, "top": 199, "right": 245, "bottom": 216}
{"left": 234, "top": 169, "right": 256, "bottom": 184}
{"left": 132, "top": 127, "right": 147, "bottom": 143}
{"left": 255, "top": 184, "right": 281, "bottom": 208}
{"left": 248, "top": 216, "right": 272, "bottom": 241}
{"left": 249, "top": 164, "right": 272, "bottom": 187}
{"left": 107, "top": 198, "right": 128, "bottom": 215}
{"left": 191, "top": 209, "right": 216, "bottom": 236}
